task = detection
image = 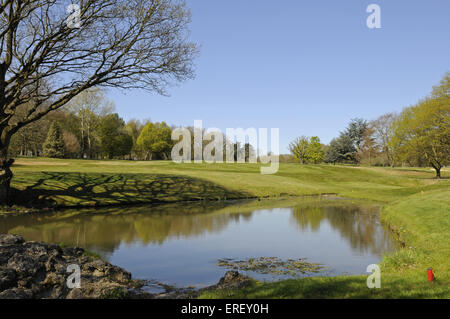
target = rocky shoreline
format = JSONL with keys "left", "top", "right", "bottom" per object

{"left": 0, "top": 234, "right": 251, "bottom": 299}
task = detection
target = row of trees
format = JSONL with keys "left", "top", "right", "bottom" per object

{"left": 10, "top": 88, "right": 260, "bottom": 162}
{"left": 9, "top": 92, "right": 175, "bottom": 160}
{"left": 9, "top": 89, "right": 133, "bottom": 159}
{"left": 288, "top": 72, "right": 449, "bottom": 178}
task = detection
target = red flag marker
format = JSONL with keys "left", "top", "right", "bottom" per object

{"left": 427, "top": 268, "right": 434, "bottom": 282}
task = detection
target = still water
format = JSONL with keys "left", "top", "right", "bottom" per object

{"left": 0, "top": 198, "right": 397, "bottom": 288}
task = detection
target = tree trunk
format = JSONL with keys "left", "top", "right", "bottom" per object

{"left": 87, "top": 124, "right": 92, "bottom": 159}
{"left": 0, "top": 146, "right": 14, "bottom": 204}
{"left": 429, "top": 161, "right": 442, "bottom": 179}
{"left": 435, "top": 167, "right": 441, "bottom": 179}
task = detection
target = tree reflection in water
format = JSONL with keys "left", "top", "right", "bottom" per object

{"left": 290, "top": 203, "right": 394, "bottom": 256}
{"left": 1, "top": 198, "right": 395, "bottom": 261}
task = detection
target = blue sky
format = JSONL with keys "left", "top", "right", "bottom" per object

{"left": 109, "top": 0, "right": 450, "bottom": 153}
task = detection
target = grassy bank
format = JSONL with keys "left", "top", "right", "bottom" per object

{"left": 7, "top": 157, "right": 448, "bottom": 208}
{"left": 5, "top": 157, "right": 450, "bottom": 298}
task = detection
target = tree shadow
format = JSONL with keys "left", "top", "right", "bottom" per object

{"left": 393, "top": 167, "right": 449, "bottom": 180}
{"left": 9, "top": 172, "right": 251, "bottom": 208}
{"left": 209, "top": 275, "right": 449, "bottom": 299}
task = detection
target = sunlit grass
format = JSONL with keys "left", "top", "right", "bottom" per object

{"left": 9, "top": 157, "right": 448, "bottom": 207}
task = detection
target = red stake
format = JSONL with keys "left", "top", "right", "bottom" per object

{"left": 427, "top": 268, "right": 434, "bottom": 282}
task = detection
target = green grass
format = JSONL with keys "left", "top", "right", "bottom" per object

{"left": 6, "top": 157, "right": 450, "bottom": 298}
{"left": 8, "top": 157, "right": 448, "bottom": 207}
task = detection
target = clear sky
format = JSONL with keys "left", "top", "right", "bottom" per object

{"left": 109, "top": 0, "right": 450, "bottom": 153}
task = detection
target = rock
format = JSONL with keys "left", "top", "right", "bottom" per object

{"left": 105, "top": 265, "right": 132, "bottom": 283}
{"left": 214, "top": 271, "right": 252, "bottom": 290}
{"left": 0, "top": 287, "right": 33, "bottom": 299}
{"left": 24, "top": 242, "right": 50, "bottom": 260}
{"left": 0, "top": 269, "right": 16, "bottom": 290}
{"left": 0, "top": 234, "right": 142, "bottom": 299}
{"left": 0, "top": 234, "right": 24, "bottom": 246}
{"left": 66, "top": 288, "right": 85, "bottom": 299}
{"left": 62, "top": 247, "right": 84, "bottom": 257}
{"left": 7, "top": 254, "right": 41, "bottom": 278}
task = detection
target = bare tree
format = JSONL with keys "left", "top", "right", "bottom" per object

{"left": 0, "top": 0, "right": 197, "bottom": 202}
{"left": 66, "top": 87, "right": 114, "bottom": 158}
{"left": 9, "top": 101, "right": 52, "bottom": 156}
{"left": 370, "top": 113, "right": 397, "bottom": 167}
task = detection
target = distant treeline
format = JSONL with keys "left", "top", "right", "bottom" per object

{"left": 11, "top": 73, "right": 449, "bottom": 178}
{"left": 10, "top": 88, "right": 257, "bottom": 162}
{"left": 287, "top": 72, "right": 449, "bottom": 178}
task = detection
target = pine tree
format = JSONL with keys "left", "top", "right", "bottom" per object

{"left": 43, "top": 121, "right": 66, "bottom": 158}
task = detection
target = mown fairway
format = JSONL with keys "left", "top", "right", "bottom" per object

{"left": 8, "top": 157, "right": 448, "bottom": 207}
{"left": 6, "top": 158, "right": 450, "bottom": 298}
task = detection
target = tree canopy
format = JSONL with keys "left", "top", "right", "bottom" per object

{"left": 344, "top": 118, "right": 368, "bottom": 153}
{"left": 289, "top": 136, "right": 324, "bottom": 164}
{"left": 390, "top": 95, "right": 450, "bottom": 178}
{"left": 0, "top": 0, "right": 197, "bottom": 201}
{"left": 136, "top": 122, "right": 173, "bottom": 160}
{"left": 98, "top": 114, "right": 133, "bottom": 159}
{"left": 324, "top": 134, "right": 356, "bottom": 164}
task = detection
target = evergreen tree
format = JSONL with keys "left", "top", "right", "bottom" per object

{"left": 43, "top": 122, "right": 66, "bottom": 158}
{"left": 325, "top": 134, "right": 356, "bottom": 164}
{"left": 345, "top": 118, "right": 368, "bottom": 153}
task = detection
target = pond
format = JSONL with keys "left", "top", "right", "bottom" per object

{"left": 0, "top": 197, "right": 397, "bottom": 288}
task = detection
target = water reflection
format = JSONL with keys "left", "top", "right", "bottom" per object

{"left": 291, "top": 204, "right": 392, "bottom": 256}
{"left": 0, "top": 201, "right": 254, "bottom": 254}
{"left": 0, "top": 198, "right": 397, "bottom": 286}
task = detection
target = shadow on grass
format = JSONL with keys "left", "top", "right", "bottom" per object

{"left": 201, "top": 275, "right": 448, "bottom": 299}
{"left": 396, "top": 167, "right": 449, "bottom": 179}
{"left": 10, "top": 172, "right": 251, "bottom": 208}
